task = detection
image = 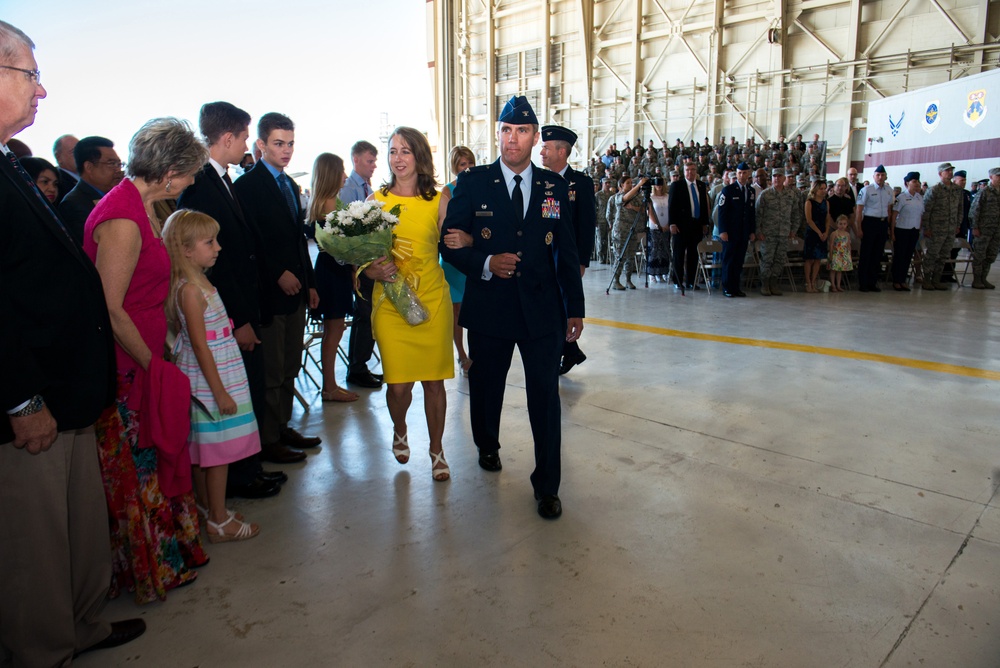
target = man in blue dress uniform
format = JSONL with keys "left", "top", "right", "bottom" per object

{"left": 440, "top": 96, "right": 585, "bottom": 519}
{"left": 717, "top": 162, "right": 757, "bottom": 297}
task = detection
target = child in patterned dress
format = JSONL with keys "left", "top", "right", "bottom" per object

{"left": 163, "top": 210, "right": 261, "bottom": 543}
{"left": 827, "top": 214, "right": 854, "bottom": 292}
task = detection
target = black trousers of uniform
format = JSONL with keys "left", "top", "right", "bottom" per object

{"left": 671, "top": 232, "right": 700, "bottom": 286}
{"left": 859, "top": 216, "right": 889, "bottom": 288}
{"left": 468, "top": 328, "right": 564, "bottom": 497}
{"left": 891, "top": 228, "right": 920, "bottom": 284}
{"left": 721, "top": 237, "right": 750, "bottom": 293}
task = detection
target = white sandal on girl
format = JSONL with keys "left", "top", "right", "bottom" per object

{"left": 196, "top": 504, "right": 243, "bottom": 524}
{"left": 206, "top": 514, "right": 259, "bottom": 543}
{"left": 392, "top": 432, "right": 410, "bottom": 464}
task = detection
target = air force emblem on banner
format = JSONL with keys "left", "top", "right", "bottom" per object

{"left": 965, "top": 89, "right": 987, "bottom": 128}
{"left": 922, "top": 101, "right": 940, "bottom": 134}
{"left": 889, "top": 111, "right": 904, "bottom": 137}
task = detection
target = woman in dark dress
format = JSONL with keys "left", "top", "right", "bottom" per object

{"left": 308, "top": 153, "right": 359, "bottom": 402}
{"left": 803, "top": 180, "right": 832, "bottom": 292}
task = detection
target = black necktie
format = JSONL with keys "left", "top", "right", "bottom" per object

{"left": 222, "top": 171, "right": 244, "bottom": 218}
{"left": 6, "top": 150, "right": 74, "bottom": 241}
{"left": 512, "top": 174, "right": 524, "bottom": 223}
{"left": 278, "top": 172, "right": 299, "bottom": 223}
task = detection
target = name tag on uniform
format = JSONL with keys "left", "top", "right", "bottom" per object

{"left": 475, "top": 211, "right": 493, "bottom": 216}
{"left": 542, "top": 198, "right": 561, "bottom": 219}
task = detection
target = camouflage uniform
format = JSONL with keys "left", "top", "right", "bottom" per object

{"left": 970, "top": 182, "right": 1000, "bottom": 287}
{"left": 921, "top": 181, "right": 964, "bottom": 288}
{"left": 755, "top": 185, "right": 795, "bottom": 294}
{"left": 608, "top": 192, "right": 646, "bottom": 286}
{"left": 595, "top": 188, "right": 614, "bottom": 264}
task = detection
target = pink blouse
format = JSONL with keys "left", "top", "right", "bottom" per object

{"left": 83, "top": 179, "right": 169, "bottom": 382}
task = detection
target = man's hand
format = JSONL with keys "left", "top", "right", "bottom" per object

{"left": 233, "top": 323, "right": 261, "bottom": 352}
{"left": 277, "top": 270, "right": 301, "bottom": 295}
{"left": 489, "top": 253, "right": 520, "bottom": 278}
{"left": 973, "top": 228, "right": 981, "bottom": 238}
{"left": 10, "top": 406, "right": 58, "bottom": 455}
{"left": 308, "top": 288, "right": 319, "bottom": 310}
{"left": 579, "top": 266, "right": 586, "bottom": 278}
{"left": 565, "top": 318, "right": 584, "bottom": 342}
{"left": 669, "top": 224, "right": 679, "bottom": 235}
{"left": 719, "top": 232, "right": 729, "bottom": 242}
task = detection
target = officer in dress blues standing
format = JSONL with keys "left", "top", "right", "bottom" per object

{"left": 854, "top": 164, "right": 894, "bottom": 291}
{"left": 539, "top": 124, "right": 594, "bottom": 376}
{"left": 717, "top": 162, "right": 757, "bottom": 297}
{"left": 440, "top": 96, "right": 585, "bottom": 520}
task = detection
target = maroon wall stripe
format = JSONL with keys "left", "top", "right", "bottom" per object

{"left": 865, "top": 138, "right": 1000, "bottom": 169}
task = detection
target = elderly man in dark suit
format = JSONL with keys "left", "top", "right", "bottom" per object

{"left": 176, "top": 101, "right": 295, "bottom": 491}
{"left": 233, "top": 112, "right": 321, "bottom": 462}
{"left": 668, "top": 160, "right": 711, "bottom": 289}
{"left": 539, "top": 124, "right": 595, "bottom": 375}
{"left": 440, "top": 96, "right": 585, "bottom": 519}
{"left": 51, "top": 133, "right": 77, "bottom": 204}
{"left": 717, "top": 162, "right": 757, "bottom": 297}
{"left": 0, "top": 20, "right": 144, "bottom": 666}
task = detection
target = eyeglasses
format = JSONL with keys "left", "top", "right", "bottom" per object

{"left": 97, "top": 159, "right": 124, "bottom": 169}
{"left": 0, "top": 65, "right": 41, "bottom": 85}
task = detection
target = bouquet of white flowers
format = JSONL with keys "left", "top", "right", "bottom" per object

{"left": 314, "top": 199, "right": 429, "bottom": 326}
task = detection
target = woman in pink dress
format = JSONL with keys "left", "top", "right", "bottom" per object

{"left": 84, "top": 118, "right": 211, "bottom": 603}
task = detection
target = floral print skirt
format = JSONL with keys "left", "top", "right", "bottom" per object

{"left": 94, "top": 371, "right": 208, "bottom": 604}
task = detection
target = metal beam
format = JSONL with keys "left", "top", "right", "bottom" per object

{"left": 925, "top": 0, "right": 971, "bottom": 44}
{"left": 793, "top": 18, "right": 842, "bottom": 61}
{"left": 785, "top": 81, "right": 847, "bottom": 138}
{"left": 863, "top": 0, "right": 912, "bottom": 58}
{"left": 725, "top": 27, "right": 769, "bottom": 76}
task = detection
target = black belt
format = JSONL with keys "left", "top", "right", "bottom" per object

{"left": 863, "top": 215, "right": 888, "bottom": 223}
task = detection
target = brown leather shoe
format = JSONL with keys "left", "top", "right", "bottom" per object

{"left": 280, "top": 427, "right": 321, "bottom": 448}
{"left": 261, "top": 443, "right": 307, "bottom": 463}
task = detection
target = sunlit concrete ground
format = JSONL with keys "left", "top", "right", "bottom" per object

{"left": 78, "top": 264, "right": 1000, "bottom": 667}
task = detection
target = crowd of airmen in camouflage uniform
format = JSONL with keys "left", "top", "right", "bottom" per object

{"left": 580, "top": 135, "right": 1000, "bottom": 293}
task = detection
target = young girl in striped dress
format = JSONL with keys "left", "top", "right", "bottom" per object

{"left": 164, "top": 210, "right": 261, "bottom": 543}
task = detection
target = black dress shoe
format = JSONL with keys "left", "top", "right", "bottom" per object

{"left": 346, "top": 370, "right": 382, "bottom": 388}
{"left": 372, "top": 372, "right": 384, "bottom": 382}
{"left": 258, "top": 470, "right": 288, "bottom": 485}
{"left": 76, "top": 619, "right": 146, "bottom": 656}
{"left": 536, "top": 494, "right": 562, "bottom": 519}
{"left": 478, "top": 451, "right": 502, "bottom": 472}
{"left": 261, "top": 443, "right": 306, "bottom": 464}
{"left": 723, "top": 290, "right": 736, "bottom": 298}
{"left": 559, "top": 351, "right": 587, "bottom": 375}
{"left": 226, "top": 477, "right": 281, "bottom": 499}
{"left": 735, "top": 290, "right": 747, "bottom": 297}
{"left": 280, "top": 427, "right": 321, "bottom": 448}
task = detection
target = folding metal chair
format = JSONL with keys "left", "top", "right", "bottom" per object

{"left": 696, "top": 239, "right": 724, "bottom": 295}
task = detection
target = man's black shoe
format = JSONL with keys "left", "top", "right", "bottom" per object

{"left": 478, "top": 452, "right": 502, "bottom": 472}
{"left": 535, "top": 493, "right": 562, "bottom": 519}
{"left": 347, "top": 370, "right": 382, "bottom": 388}
{"left": 723, "top": 290, "right": 736, "bottom": 298}
{"left": 258, "top": 470, "right": 288, "bottom": 485}
{"left": 76, "top": 619, "right": 146, "bottom": 656}
{"left": 226, "top": 478, "right": 281, "bottom": 499}
{"left": 735, "top": 290, "right": 747, "bottom": 297}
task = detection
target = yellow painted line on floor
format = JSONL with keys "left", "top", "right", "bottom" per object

{"left": 587, "top": 317, "right": 1000, "bottom": 381}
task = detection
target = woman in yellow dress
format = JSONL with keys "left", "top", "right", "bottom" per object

{"left": 364, "top": 127, "right": 454, "bottom": 481}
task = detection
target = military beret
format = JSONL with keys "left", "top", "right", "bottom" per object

{"left": 499, "top": 95, "right": 537, "bottom": 124}
{"left": 954, "top": 170, "right": 967, "bottom": 178}
{"left": 874, "top": 165, "right": 886, "bottom": 174}
{"left": 937, "top": 162, "right": 955, "bottom": 172}
{"left": 541, "top": 125, "right": 577, "bottom": 146}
